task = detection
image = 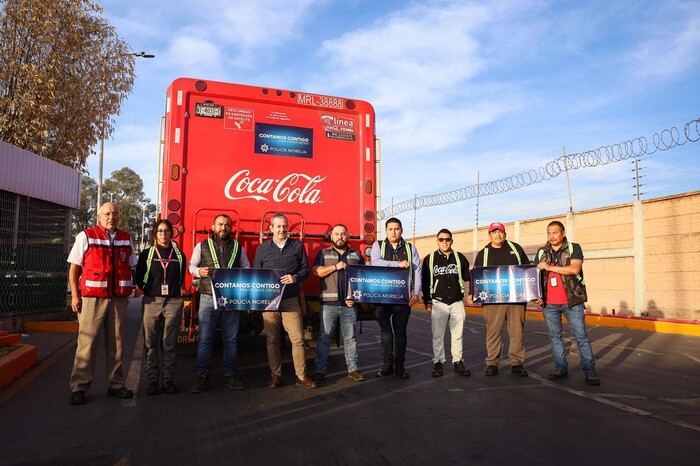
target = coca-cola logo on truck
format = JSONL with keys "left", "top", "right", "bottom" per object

{"left": 224, "top": 169, "right": 325, "bottom": 204}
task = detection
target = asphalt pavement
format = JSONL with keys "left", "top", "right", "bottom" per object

{"left": 1, "top": 297, "right": 699, "bottom": 466}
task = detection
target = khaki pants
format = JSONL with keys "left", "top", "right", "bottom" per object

{"left": 482, "top": 303, "right": 526, "bottom": 367}
{"left": 69, "top": 296, "right": 128, "bottom": 392}
{"left": 262, "top": 297, "right": 307, "bottom": 378}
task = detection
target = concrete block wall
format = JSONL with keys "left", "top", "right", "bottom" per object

{"left": 407, "top": 190, "right": 700, "bottom": 321}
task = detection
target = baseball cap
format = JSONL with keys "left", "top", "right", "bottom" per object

{"left": 488, "top": 222, "right": 505, "bottom": 232}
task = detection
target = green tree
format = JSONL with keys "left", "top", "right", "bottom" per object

{"left": 72, "top": 175, "right": 97, "bottom": 235}
{"left": 102, "top": 167, "right": 154, "bottom": 248}
{"left": 0, "top": 0, "right": 134, "bottom": 169}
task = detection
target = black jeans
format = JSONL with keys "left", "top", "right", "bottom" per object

{"left": 374, "top": 304, "right": 411, "bottom": 366}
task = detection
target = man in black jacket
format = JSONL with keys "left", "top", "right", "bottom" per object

{"left": 254, "top": 214, "right": 316, "bottom": 389}
{"left": 421, "top": 229, "right": 471, "bottom": 378}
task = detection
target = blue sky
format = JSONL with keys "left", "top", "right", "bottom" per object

{"left": 94, "top": 0, "right": 700, "bottom": 237}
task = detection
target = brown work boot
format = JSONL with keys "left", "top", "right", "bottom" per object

{"left": 267, "top": 374, "right": 282, "bottom": 389}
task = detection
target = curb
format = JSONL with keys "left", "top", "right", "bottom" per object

{"left": 412, "top": 305, "right": 700, "bottom": 337}
{"left": 0, "top": 344, "right": 37, "bottom": 390}
{"left": 23, "top": 321, "right": 78, "bottom": 333}
{"left": 0, "top": 322, "right": 77, "bottom": 393}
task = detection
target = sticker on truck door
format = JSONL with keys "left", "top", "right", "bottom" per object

{"left": 224, "top": 107, "right": 254, "bottom": 131}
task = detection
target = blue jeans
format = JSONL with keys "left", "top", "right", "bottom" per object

{"left": 542, "top": 303, "right": 596, "bottom": 372}
{"left": 374, "top": 304, "right": 411, "bottom": 367}
{"left": 196, "top": 294, "right": 241, "bottom": 377}
{"left": 315, "top": 303, "right": 359, "bottom": 374}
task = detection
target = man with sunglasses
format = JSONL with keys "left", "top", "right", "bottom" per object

{"left": 421, "top": 229, "right": 472, "bottom": 378}
{"left": 468, "top": 222, "right": 530, "bottom": 377}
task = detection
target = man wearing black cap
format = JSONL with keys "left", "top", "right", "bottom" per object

{"left": 468, "top": 222, "right": 530, "bottom": 377}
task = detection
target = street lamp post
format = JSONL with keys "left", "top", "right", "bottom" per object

{"left": 95, "top": 50, "right": 155, "bottom": 223}
{"left": 141, "top": 204, "right": 147, "bottom": 251}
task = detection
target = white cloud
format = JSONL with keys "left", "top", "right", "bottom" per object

{"left": 628, "top": 3, "right": 700, "bottom": 79}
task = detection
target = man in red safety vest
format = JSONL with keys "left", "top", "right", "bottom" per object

{"left": 67, "top": 202, "right": 137, "bottom": 405}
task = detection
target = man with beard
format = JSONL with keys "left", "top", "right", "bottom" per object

{"left": 189, "top": 214, "right": 250, "bottom": 393}
{"left": 312, "top": 224, "right": 365, "bottom": 384}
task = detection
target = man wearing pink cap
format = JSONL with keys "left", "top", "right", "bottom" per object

{"left": 468, "top": 222, "right": 530, "bottom": 377}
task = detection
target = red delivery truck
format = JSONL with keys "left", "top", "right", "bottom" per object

{"left": 157, "top": 78, "right": 379, "bottom": 344}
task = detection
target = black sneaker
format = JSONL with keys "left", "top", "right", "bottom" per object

{"left": 454, "top": 360, "right": 471, "bottom": 377}
{"left": 146, "top": 383, "right": 159, "bottom": 396}
{"left": 395, "top": 366, "right": 410, "bottom": 379}
{"left": 511, "top": 365, "right": 529, "bottom": 377}
{"left": 312, "top": 372, "right": 326, "bottom": 384}
{"left": 224, "top": 376, "right": 245, "bottom": 390}
{"left": 107, "top": 387, "right": 134, "bottom": 398}
{"left": 548, "top": 368, "right": 569, "bottom": 380}
{"left": 190, "top": 373, "right": 210, "bottom": 394}
{"left": 376, "top": 365, "right": 394, "bottom": 377}
{"left": 162, "top": 381, "right": 178, "bottom": 394}
{"left": 485, "top": 365, "right": 498, "bottom": 376}
{"left": 585, "top": 371, "right": 601, "bottom": 386}
{"left": 432, "top": 362, "right": 444, "bottom": 377}
{"left": 70, "top": 391, "right": 86, "bottom": 405}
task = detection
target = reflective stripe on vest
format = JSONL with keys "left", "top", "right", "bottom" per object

{"left": 80, "top": 227, "right": 133, "bottom": 297}
{"left": 429, "top": 251, "right": 465, "bottom": 294}
{"left": 483, "top": 240, "right": 521, "bottom": 266}
{"left": 142, "top": 243, "right": 184, "bottom": 285}
{"left": 207, "top": 238, "right": 239, "bottom": 269}
{"left": 85, "top": 280, "right": 107, "bottom": 288}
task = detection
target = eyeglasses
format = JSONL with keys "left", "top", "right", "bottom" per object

{"left": 156, "top": 229, "right": 172, "bottom": 234}
{"left": 437, "top": 238, "right": 452, "bottom": 243}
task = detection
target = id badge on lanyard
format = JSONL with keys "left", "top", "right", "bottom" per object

{"left": 155, "top": 247, "right": 174, "bottom": 295}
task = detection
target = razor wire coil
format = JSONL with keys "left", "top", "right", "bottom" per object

{"left": 378, "top": 117, "right": 700, "bottom": 219}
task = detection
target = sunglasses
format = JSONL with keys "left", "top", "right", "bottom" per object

{"left": 156, "top": 229, "right": 172, "bottom": 234}
{"left": 437, "top": 238, "right": 452, "bottom": 242}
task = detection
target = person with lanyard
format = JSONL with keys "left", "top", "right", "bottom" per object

{"left": 421, "top": 228, "right": 472, "bottom": 378}
{"left": 370, "top": 217, "right": 421, "bottom": 379}
{"left": 467, "top": 222, "right": 531, "bottom": 377}
{"left": 535, "top": 220, "right": 600, "bottom": 385}
{"left": 135, "top": 219, "right": 186, "bottom": 396}
{"left": 311, "top": 223, "right": 366, "bottom": 384}
{"left": 188, "top": 214, "right": 250, "bottom": 394}
{"left": 67, "top": 202, "right": 137, "bottom": 405}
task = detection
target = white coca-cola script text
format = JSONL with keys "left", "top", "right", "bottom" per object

{"left": 224, "top": 169, "right": 325, "bottom": 204}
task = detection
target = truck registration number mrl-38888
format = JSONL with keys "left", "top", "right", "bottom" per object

{"left": 296, "top": 93, "right": 344, "bottom": 109}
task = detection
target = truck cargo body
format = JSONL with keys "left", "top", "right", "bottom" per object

{"left": 158, "top": 78, "right": 378, "bottom": 342}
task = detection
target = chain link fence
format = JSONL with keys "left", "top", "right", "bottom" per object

{"left": 0, "top": 190, "right": 70, "bottom": 317}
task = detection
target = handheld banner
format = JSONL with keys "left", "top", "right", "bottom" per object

{"left": 471, "top": 265, "right": 541, "bottom": 304}
{"left": 345, "top": 265, "right": 410, "bottom": 304}
{"left": 210, "top": 268, "right": 286, "bottom": 311}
